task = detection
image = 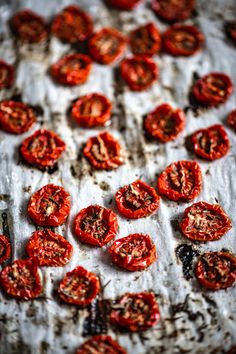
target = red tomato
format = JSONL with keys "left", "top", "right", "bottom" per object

{"left": 89, "top": 28, "right": 126, "bottom": 65}
{"left": 191, "top": 124, "right": 230, "bottom": 161}
{"left": 76, "top": 335, "right": 127, "bottom": 354}
{"left": 0, "top": 101, "right": 36, "bottom": 134}
{"left": 71, "top": 93, "right": 112, "bottom": 128}
{"left": 0, "top": 258, "right": 42, "bottom": 300}
{"left": 51, "top": 5, "right": 93, "bottom": 43}
{"left": 106, "top": 0, "right": 142, "bottom": 10}
{"left": 0, "top": 60, "right": 15, "bottom": 89}
{"left": 151, "top": 0, "right": 195, "bottom": 22}
{"left": 180, "top": 201, "right": 232, "bottom": 242}
{"left": 225, "top": 21, "right": 236, "bottom": 44}
{"left": 0, "top": 235, "right": 11, "bottom": 265}
{"left": 58, "top": 266, "right": 100, "bottom": 306}
{"left": 110, "top": 292, "right": 160, "bottom": 331}
{"left": 10, "top": 9, "right": 48, "bottom": 43}
{"left": 26, "top": 229, "right": 73, "bottom": 266}
{"left": 27, "top": 184, "right": 70, "bottom": 227}
{"left": 109, "top": 233, "right": 157, "bottom": 271}
{"left": 195, "top": 251, "right": 236, "bottom": 290}
{"left": 51, "top": 54, "right": 92, "bottom": 86}
{"left": 162, "top": 24, "right": 204, "bottom": 57}
{"left": 157, "top": 160, "right": 202, "bottom": 202}
{"left": 115, "top": 180, "right": 160, "bottom": 219}
{"left": 192, "top": 72, "right": 234, "bottom": 107}
{"left": 144, "top": 103, "right": 185, "bottom": 142}
{"left": 83, "top": 131, "right": 124, "bottom": 170}
{"left": 74, "top": 205, "right": 118, "bottom": 247}
{"left": 130, "top": 22, "right": 161, "bottom": 57}
{"left": 227, "top": 109, "right": 236, "bottom": 132}
{"left": 20, "top": 129, "right": 66, "bottom": 169}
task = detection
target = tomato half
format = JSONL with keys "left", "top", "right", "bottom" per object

{"left": 195, "top": 251, "right": 236, "bottom": 290}
{"left": 74, "top": 205, "right": 118, "bottom": 247}
{"left": 27, "top": 184, "right": 70, "bottom": 227}
{"left": 225, "top": 21, "right": 236, "bottom": 45}
{"left": 10, "top": 9, "right": 48, "bottom": 43}
{"left": 144, "top": 103, "right": 185, "bottom": 142}
{"left": 157, "top": 160, "right": 202, "bottom": 202}
{"left": 51, "top": 54, "right": 92, "bottom": 86}
{"left": 58, "top": 266, "right": 100, "bottom": 306}
{"left": 0, "top": 235, "right": 11, "bottom": 265}
{"left": 120, "top": 56, "right": 158, "bottom": 91}
{"left": 192, "top": 72, "right": 234, "bottom": 107}
{"left": 106, "top": 0, "right": 142, "bottom": 10}
{"left": 83, "top": 131, "right": 124, "bottom": 170}
{"left": 227, "top": 109, "right": 236, "bottom": 132}
{"left": 51, "top": 5, "right": 93, "bottom": 43}
{"left": 89, "top": 28, "right": 126, "bottom": 65}
{"left": 76, "top": 335, "right": 127, "bottom": 354}
{"left": 151, "top": 0, "right": 195, "bottom": 22}
{"left": 0, "top": 60, "right": 15, "bottom": 89}
{"left": 191, "top": 124, "right": 230, "bottom": 161}
{"left": 162, "top": 24, "right": 204, "bottom": 57}
{"left": 26, "top": 229, "right": 73, "bottom": 266}
{"left": 110, "top": 292, "right": 160, "bottom": 331}
{"left": 71, "top": 93, "right": 112, "bottom": 128}
{"left": 20, "top": 129, "right": 66, "bottom": 169}
{"left": 115, "top": 180, "right": 160, "bottom": 219}
{"left": 0, "top": 258, "right": 42, "bottom": 300}
{"left": 130, "top": 22, "right": 161, "bottom": 57}
{"left": 180, "top": 201, "right": 232, "bottom": 242}
{"left": 109, "top": 233, "right": 157, "bottom": 271}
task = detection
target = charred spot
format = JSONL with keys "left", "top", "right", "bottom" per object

{"left": 30, "top": 104, "right": 44, "bottom": 116}
{"left": 175, "top": 244, "right": 199, "bottom": 280}
{"left": 82, "top": 299, "right": 109, "bottom": 336}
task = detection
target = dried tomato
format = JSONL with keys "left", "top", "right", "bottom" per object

{"left": 180, "top": 202, "right": 232, "bottom": 242}
{"left": 51, "top": 54, "right": 92, "bottom": 86}
{"left": 110, "top": 292, "right": 160, "bottom": 331}
{"left": 192, "top": 72, "right": 234, "bottom": 107}
{"left": 157, "top": 160, "right": 202, "bottom": 202}
{"left": 191, "top": 124, "right": 230, "bottom": 161}
{"left": 0, "top": 235, "right": 11, "bottom": 265}
{"left": 26, "top": 229, "right": 73, "bottom": 266}
{"left": 225, "top": 21, "right": 236, "bottom": 44}
{"left": 144, "top": 103, "right": 185, "bottom": 142}
{"left": 27, "top": 184, "right": 70, "bottom": 227}
{"left": 195, "top": 251, "right": 236, "bottom": 290}
{"left": 51, "top": 5, "right": 93, "bottom": 43}
{"left": 115, "top": 180, "right": 160, "bottom": 219}
{"left": 120, "top": 56, "right": 158, "bottom": 91}
{"left": 227, "top": 109, "right": 236, "bottom": 132}
{"left": 89, "top": 28, "right": 126, "bottom": 65}
{"left": 0, "top": 60, "right": 15, "bottom": 89}
{"left": 74, "top": 205, "right": 118, "bottom": 247}
{"left": 76, "top": 335, "right": 127, "bottom": 354}
{"left": 10, "top": 9, "right": 48, "bottom": 43}
{"left": 20, "top": 129, "right": 66, "bottom": 169}
{"left": 58, "top": 266, "right": 100, "bottom": 306}
{"left": 162, "top": 24, "right": 204, "bottom": 57}
{"left": 106, "top": 0, "right": 142, "bottom": 10}
{"left": 151, "top": 0, "right": 195, "bottom": 22}
{"left": 71, "top": 93, "right": 112, "bottom": 128}
{"left": 83, "top": 131, "right": 124, "bottom": 170}
{"left": 109, "top": 233, "right": 157, "bottom": 271}
{"left": 130, "top": 22, "right": 161, "bottom": 57}
{"left": 0, "top": 258, "right": 42, "bottom": 300}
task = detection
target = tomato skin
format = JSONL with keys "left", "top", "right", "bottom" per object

{"left": 130, "top": 22, "right": 161, "bottom": 57}
{"left": 0, "top": 235, "right": 11, "bottom": 265}
{"left": 58, "top": 266, "right": 100, "bottom": 306}
{"left": 151, "top": 0, "right": 195, "bottom": 23}
{"left": 0, "top": 60, "right": 15, "bottom": 89}
{"left": 76, "top": 335, "right": 127, "bottom": 354}
{"left": 27, "top": 184, "right": 70, "bottom": 227}
{"left": 106, "top": 0, "right": 142, "bottom": 10}
{"left": 225, "top": 21, "right": 236, "bottom": 44}
{"left": 227, "top": 109, "right": 236, "bottom": 132}
{"left": 195, "top": 252, "right": 236, "bottom": 290}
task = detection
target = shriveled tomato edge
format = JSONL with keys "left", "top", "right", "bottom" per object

{"left": 0, "top": 60, "right": 15, "bottom": 89}
{"left": 106, "top": 0, "right": 142, "bottom": 10}
{"left": 130, "top": 22, "right": 161, "bottom": 56}
{"left": 227, "top": 109, "right": 236, "bottom": 132}
{"left": 76, "top": 335, "right": 127, "bottom": 354}
{"left": 151, "top": 0, "right": 196, "bottom": 23}
{"left": 0, "top": 235, "right": 11, "bottom": 265}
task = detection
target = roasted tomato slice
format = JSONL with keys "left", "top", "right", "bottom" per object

{"left": 151, "top": 0, "right": 195, "bottom": 22}
{"left": 26, "top": 229, "right": 73, "bottom": 266}
{"left": 76, "top": 335, "right": 127, "bottom": 354}
{"left": 225, "top": 21, "right": 236, "bottom": 44}
{"left": 89, "top": 28, "right": 126, "bottom": 65}
{"left": 110, "top": 292, "right": 160, "bottom": 332}
{"left": 157, "top": 160, "right": 202, "bottom": 202}
{"left": 162, "top": 24, "right": 204, "bottom": 57}
{"left": 20, "top": 129, "right": 65, "bottom": 169}
{"left": 115, "top": 180, "right": 160, "bottom": 219}
{"left": 192, "top": 72, "right": 234, "bottom": 107}
{"left": 227, "top": 109, "right": 236, "bottom": 132}
{"left": 109, "top": 233, "right": 157, "bottom": 271}
{"left": 10, "top": 9, "right": 48, "bottom": 43}
{"left": 27, "top": 184, "right": 70, "bottom": 227}
{"left": 71, "top": 93, "right": 112, "bottom": 128}
{"left": 120, "top": 56, "right": 158, "bottom": 91}
{"left": 106, "top": 0, "right": 142, "bottom": 10}
{"left": 195, "top": 251, "right": 236, "bottom": 290}
{"left": 0, "top": 258, "right": 42, "bottom": 300}
{"left": 0, "top": 235, "right": 11, "bottom": 265}
{"left": 144, "top": 103, "right": 185, "bottom": 142}
{"left": 51, "top": 54, "right": 92, "bottom": 86}
{"left": 0, "top": 60, "right": 15, "bottom": 89}
{"left": 180, "top": 201, "right": 232, "bottom": 242}
{"left": 130, "top": 22, "right": 161, "bottom": 57}
{"left": 74, "top": 205, "right": 118, "bottom": 247}
{"left": 83, "top": 131, "right": 124, "bottom": 170}
{"left": 191, "top": 124, "right": 230, "bottom": 161}
{"left": 58, "top": 266, "right": 100, "bottom": 306}
{"left": 51, "top": 5, "right": 93, "bottom": 43}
